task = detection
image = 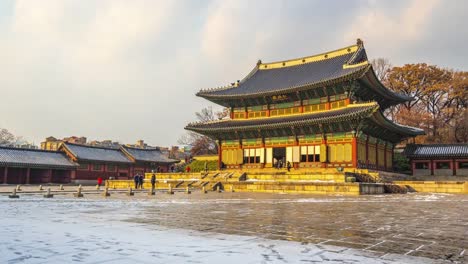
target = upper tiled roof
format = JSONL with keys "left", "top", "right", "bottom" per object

{"left": 0, "top": 147, "right": 77, "bottom": 169}
{"left": 121, "top": 146, "right": 178, "bottom": 164}
{"left": 403, "top": 144, "right": 468, "bottom": 158}
{"left": 63, "top": 143, "right": 132, "bottom": 163}
{"left": 196, "top": 40, "right": 412, "bottom": 107}
{"left": 198, "top": 44, "right": 367, "bottom": 98}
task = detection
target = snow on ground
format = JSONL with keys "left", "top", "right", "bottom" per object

{"left": 0, "top": 194, "right": 450, "bottom": 264}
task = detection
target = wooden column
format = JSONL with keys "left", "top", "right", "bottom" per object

{"left": 391, "top": 145, "right": 395, "bottom": 172}
{"left": 351, "top": 135, "right": 358, "bottom": 168}
{"left": 26, "top": 168, "right": 31, "bottom": 184}
{"left": 47, "top": 169, "right": 52, "bottom": 183}
{"left": 383, "top": 142, "right": 388, "bottom": 171}
{"left": 321, "top": 135, "right": 327, "bottom": 168}
{"left": 218, "top": 140, "right": 222, "bottom": 170}
{"left": 375, "top": 140, "right": 379, "bottom": 170}
{"left": 430, "top": 160, "right": 434, "bottom": 176}
{"left": 452, "top": 159, "right": 456, "bottom": 176}
{"left": 3, "top": 167, "right": 8, "bottom": 184}
{"left": 365, "top": 135, "right": 369, "bottom": 168}
{"left": 262, "top": 138, "right": 266, "bottom": 166}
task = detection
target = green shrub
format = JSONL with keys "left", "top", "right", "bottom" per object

{"left": 183, "top": 160, "right": 218, "bottom": 172}
{"left": 393, "top": 153, "right": 411, "bottom": 173}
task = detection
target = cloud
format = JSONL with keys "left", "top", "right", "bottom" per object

{"left": 0, "top": 0, "right": 465, "bottom": 147}
{"left": 344, "top": 0, "right": 441, "bottom": 48}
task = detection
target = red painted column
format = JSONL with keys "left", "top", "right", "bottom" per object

{"left": 365, "top": 135, "right": 369, "bottom": 168}
{"left": 430, "top": 160, "right": 434, "bottom": 176}
{"left": 452, "top": 159, "right": 456, "bottom": 176}
{"left": 218, "top": 140, "right": 222, "bottom": 170}
{"left": 48, "top": 169, "right": 52, "bottom": 183}
{"left": 352, "top": 136, "right": 358, "bottom": 168}
{"left": 26, "top": 168, "right": 31, "bottom": 184}
{"left": 375, "top": 140, "right": 379, "bottom": 170}
{"left": 321, "top": 135, "right": 327, "bottom": 168}
{"left": 3, "top": 167, "right": 8, "bottom": 184}
{"left": 383, "top": 142, "right": 388, "bottom": 171}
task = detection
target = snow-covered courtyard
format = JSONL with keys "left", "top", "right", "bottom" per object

{"left": 1, "top": 191, "right": 466, "bottom": 263}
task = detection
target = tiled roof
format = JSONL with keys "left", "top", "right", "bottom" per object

{"left": 199, "top": 49, "right": 366, "bottom": 97}
{"left": 403, "top": 144, "right": 468, "bottom": 158}
{"left": 197, "top": 42, "right": 411, "bottom": 106}
{"left": 63, "top": 143, "right": 132, "bottom": 163}
{"left": 121, "top": 146, "right": 178, "bottom": 164}
{"left": 186, "top": 103, "right": 379, "bottom": 133}
{"left": 0, "top": 147, "right": 77, "bottom": 169}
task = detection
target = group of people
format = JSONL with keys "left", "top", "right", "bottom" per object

{"left": 133, "top": 173, "right": 157, "bottom": 189}
{"left": 133, "top": 173, "right": 145, "bottom": 189}
{"left": 274, "top": 159, "right": 292, "bottom": 172}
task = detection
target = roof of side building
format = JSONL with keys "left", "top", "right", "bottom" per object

{"left": 0, "top": 146, "right": 78, "bottom": 169}
{"left": 121, "top": 146, "right": 179, "bottom": 164}
{"left": 403, "top": 144, "right": 468, "bottom": 158}
{"left": 61, "top": 143, "right": 133, "bottom": 163}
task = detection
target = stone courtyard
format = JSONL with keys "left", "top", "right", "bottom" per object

{"left": 1, "top": 186, "right": 467, "bottom": 263}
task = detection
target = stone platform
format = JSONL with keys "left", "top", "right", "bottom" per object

{"left": 107, "top": 170, "right": 386, "bottom": 195}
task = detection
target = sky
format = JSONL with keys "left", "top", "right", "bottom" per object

{"left": 0, "top": 0, "right": 467, "bottom": 147}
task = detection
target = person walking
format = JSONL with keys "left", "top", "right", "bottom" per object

{"left": 138, "top": 174, "right": 144, "bottom": 189}
{"left": 97, "top": 176, "right": 103, "bottom": 187}
{"left": 151, "top": 173, "right": 156, "bottom": 190}
{"left": 287, "top": 161, "right": 292, "bottom": 172}
{"left": 186, "top": 166, "right": 191, "bottom": 173}
{"left": 133, "top": 174, "right": 139, "bottom": 189}
{"left": 204, "top": 161, "right": 208, "bottom": 173}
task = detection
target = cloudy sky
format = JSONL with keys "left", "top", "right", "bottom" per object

{"left": 0, "top": 0, "right": 467, "bottom": 147}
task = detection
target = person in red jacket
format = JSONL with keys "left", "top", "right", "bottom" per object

{"left": 186, "top": 166, "right": 191, "bottom": 173}
{"left": 97, "top": 177, "right": 103, "bottom": 187}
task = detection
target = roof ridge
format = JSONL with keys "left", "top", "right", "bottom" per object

{"left": 0, "top": 146, "right": 63, "bottom": 154}
{"left": 258, "top": 44, "right": 359, "bottom": 70}
{"left": 411, "top": 143, "right": 468, "bottom": 146}
{"left": 64, "top": 142, "right": 121, "bottom": 150}
{"left": 122, "top": 145, "right": 162, "bottom": 151}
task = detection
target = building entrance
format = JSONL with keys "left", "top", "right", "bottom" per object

{"left": 273, "top": 147, "right": 286, "bottom": 168}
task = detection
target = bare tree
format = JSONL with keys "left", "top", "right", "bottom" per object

{"left": 179, "top": 107, "right": 230, "bottom": 156}
{"left": 0, "top": 128, "right": 19, "bottom": 146}
{"left": 371, "top": 58, "right": 392, "bottom": 83}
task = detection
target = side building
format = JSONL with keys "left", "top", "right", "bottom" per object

{"left": 186, "top": 39, "right": 425, "bottom": 171}
{"left": 403, "top": 144, "right": 468, "bottom": 176}
{"left": 0, "top": 146, "right": 78, "bottom": 184}
{"left": 59, "top": 143, "right": 134, "bottom": 183}
{"left": 120, "top": 145, "right": 178, "bottom": 173}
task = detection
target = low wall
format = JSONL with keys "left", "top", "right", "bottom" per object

{"left": 393, "top": 181, "right": 468, "bottom": 194}
{"left": 223, "top": 182, "right": 384, "bottom": 195}
{"left": 106, "top": 179, "right": 385, "bottom": 195}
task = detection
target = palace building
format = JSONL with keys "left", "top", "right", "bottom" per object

{"left": 185, "top": 39, "right": 425, "bottom": 171}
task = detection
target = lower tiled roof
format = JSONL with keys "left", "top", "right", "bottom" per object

{"left": 186, "top": 104, "right": 378, "bottom": 133}
{"left": 0, "top": 147, "right": 77, "bottom": 169}
{"left": 403, "top": 144, "right": 468, "bottom": 158}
